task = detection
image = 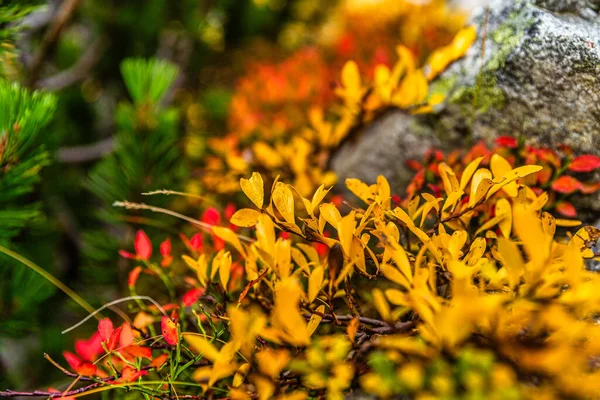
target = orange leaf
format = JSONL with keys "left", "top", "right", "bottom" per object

{"left": 581, "top": 182, "right": 600, "bottom": 194}
{"left": 135, "top": 230, "right": 152, "bottom": 260}
{"left": 551, "top": 175, "right": 582, "bottom": 194}
{"left": 123, "top": 345, "right": 152, "bottom": 359}
{"left": 106, "top": 326, "right": 123, "bottom": 352}
{"left": 568, "top": 155, "right": 600, "bottom": 172}
{"left": 128, "top": 266, "right": 142, "bottom": 287}
{"left": 556, "top": 201, "right": 577, "bottom": 218}
{"left": 161, "top": 316, "right": 179, "bottom": 346}
{"left": 151, "top": 353, "right": 169, "bottom": 369}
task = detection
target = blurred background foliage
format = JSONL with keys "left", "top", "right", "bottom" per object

{"left": 0, "top": 0, "right": 467, "bottom": 391}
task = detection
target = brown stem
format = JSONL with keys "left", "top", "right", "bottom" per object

{"left": 26, "top": 0, "right": 83, "bottom": 87}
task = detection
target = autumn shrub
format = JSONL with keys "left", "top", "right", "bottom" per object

{"left": 37, "top": 160, "right": 600, "bottom": 400}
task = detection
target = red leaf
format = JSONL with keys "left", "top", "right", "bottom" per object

{"left": 123, "top": 345, "right": 152, "bottom": 359}
{"left": 202, "top": 208, "right": 221, "bottom": 226}
{"left": 75, "top": 332, "right": 103, "bottom": 362}
{"left": 495, "top": 136, "right": 518, "bottom": 148}
{"left": 117, "top": 366, "right": 148, "bottom": 383}
{"left": 135, "top": 230, "right": 152, "bottom": 260}
{"left": 63, "top": 351, "right": 82, "bottom": 370}
{"left": 159, "top": 237, "right": 171, "bottom": 256}
{"left": 556, "top": 201, "right": 577, "bottom": 218}
{"left": 118, "top": 250, "right": 137, "bottom": 259}
{"left": 107, "top": 326, "right": 123, "bottom": 352}
{"left": 182, "top": 288, "right": 204, "bottom": 307}
{"left": 581, "top": 182, "right": 600, "bottom": 194}
{"left": 98, "top": 318, "right": 114, "bottom": 342}
{"left": 151, "top": 353, "right": 169, "bottom": 369}
{"left": 568, "top": 155, "right": 600, "bottom": 172}
{"left": 405, "top": 159, "right": 422, "bottom": 171}
{"left": 535, "top": 148, "right": 560, "bottom": 168}
{"left": 224, "top": 203, "right": 237, "bottom": 220}
{"left": 551, "top": 175, "right": 583, "bottom": 194}
{"left": 75, "top": 362, "right": 97, "bottom": 377}
{"left": 119, "top": 323, "right": 135, "bottom": 348}
{"left": 161, "top": 316, "right": 179, "bottom": 346}
{"left": 190, "top": 233, "right": 203, "bottom": 250}
{"left": 128, "top": 266, "right": 142, "bottom": 287}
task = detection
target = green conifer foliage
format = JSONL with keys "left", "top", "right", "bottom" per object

{"left": 82, "top": 58, "right": 185, "bottom": 276}
{"left": 0, "top": 80, "right": 57, "bottom": 336}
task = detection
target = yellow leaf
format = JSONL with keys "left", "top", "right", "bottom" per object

{"left": 385, "top": 289, "right": 408, "bottom": 306}
{"left": 256, "top": 349, "right": 290, "bottom": 379}
{"left": 463, "top": 237, "right": 486, "bottom": 266}
{"left": 272, "top": 182, "right": 295, "bottom": 225}
{"left": 337, "top": 211, "right": 357, "bottom": 258}
{"left": 184, "top": 334, "right": 220, "bottom": 362}
{"left": 381, "top": 263, "right": 411, "bottom": 289}
{"left": 490, "top": 154, "right": 518, "bottom": 197}
{"left": 373, "top": 289, "right": 390, "bottom": 321}
{"left": 460, "top": 156, "right": 485, "bottom": 190}
{"left": 486, "top": 165, "right": 543, "bottom": 200}
{"left": 497, "top": 239, "right": 525, "bottom": 289}
{"left": 274, "top": 239, "right": 292, "bottom": 279}
{"left": 346, "top": 178, "right": 373, "bottom": 204}
{"left": 310, "top": 184, "right": 332, "bottom": 216}
{"left": 308, "top": 266, "right": 324, "bottom": 303}
{"left": 216, "top": 251, "right": 232, "bottom": 291}
{"left": 555, "top": 219, "right": 582, "bottom": 227}
{"left": 307, "top": 305, "right": 325, "bottom": 337}
{"left": 256, "top": 214, "right": 276, "bottom": 256}
{"left": 230, "top": 208, "right": 261, "bottom": 227}
{"left": 347, "top": 317, "right": 360, "bottom": 344}
{"left": 541, "top": 212, "right": 556, "bottom": 238}
{"left": 253, "top": 142, "right": 283, "bottom": 169}
{"left": 469, "top": 168, "right": 493, "bottom": 207}
{"left": 240, "top": 172, "right": 264, "bottom": 209}
{"left": 495, "top": 197, "right": 512, "bottom": 238}
{"left": 438, "top": 163, "right": 460, "bottom": 195}
{"left": 451, "top": 25, "right": 477, "bottom": 59}
{"left": 232, "top": 363, "right": 250, "bottom": 387}
{"left": 212, "top": 226, "right": 246, "bottom": 257}
{"left": 319, "top": 203, "right": 342, "bottom": 230}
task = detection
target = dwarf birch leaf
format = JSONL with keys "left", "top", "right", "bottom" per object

{"left": 490, "top": 154, "right": 518, "bottom": 197}
{"left": 308, "top": 266, "right": 324, "bottom": 303}
{"left": 373, "top": 289, "right": 390, "bottom": 321}
{"left": 460, "top": 156, "right": 485, "bottom": 190}
{"left": 161, "top": 316, "right": 179, "bottom": 346}
{"left": 184, "top": 334, "right": 220, "bottom": 362}
{"left": 307, "top": 305, "right": 325, "bottom": 337}
{"left": 240, "top": 172, "right": 264, "bottom": 209}
{"left": 495, "top": 197, "right": 512, "bottom": 238}
{"left": 487, "top": 165, "right": 543, "bottom": 200}
{"left": 347, "top": 317, "right": 360, "bottom": 344}
{"left": 273, "top": 182, "right": 295, "bottom": 224}
{"left": 230, "top": 208, "right": 261, "bottom": 227}
{"left": 212, "top": 226, "right": 246, "bottom": 257}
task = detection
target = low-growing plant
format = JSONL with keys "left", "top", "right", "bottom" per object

{"left": 7, "top": 159, "right": 600, "bottom": 399}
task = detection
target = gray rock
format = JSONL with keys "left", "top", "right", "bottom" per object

{"left": 330, "top": 110, "right": 439, "bottom": 196}
{"left": 438, "top": 0, "right": 600, "bottom": 150}
{"left": 332, "top": 0, "right": 600, "bottom": 201}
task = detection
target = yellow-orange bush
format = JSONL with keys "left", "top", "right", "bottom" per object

{"left": 61, "top": 158, "right": 600, "bottom": 399}
{"left": 199, "top": 1, "right": 475, "bottom": 198}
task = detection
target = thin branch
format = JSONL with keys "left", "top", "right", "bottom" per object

{"left": 113, "top": 200, "right": 254, "bottom": 243}
{"left": 26, "top": 0, "right": 83, "bottom": 87}
{"left": 57, "top": 137, "right": 115, "bottom": 163}
{"left": 36, "top": 36, "right": 106, "bottom": 91}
